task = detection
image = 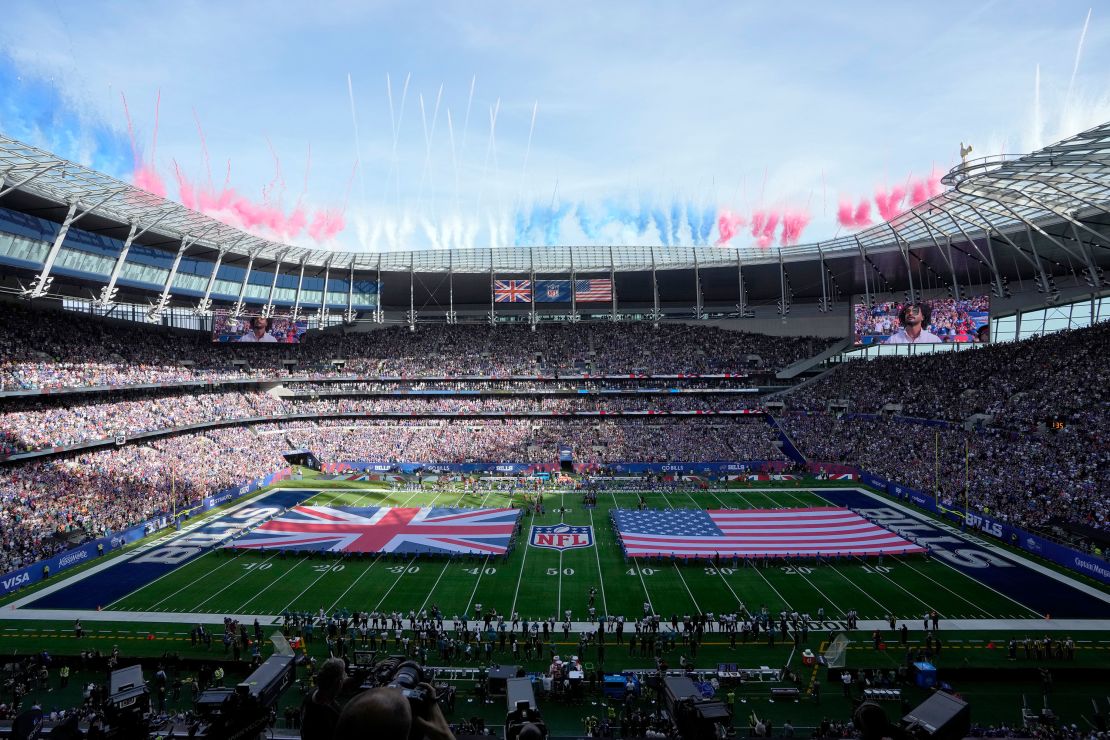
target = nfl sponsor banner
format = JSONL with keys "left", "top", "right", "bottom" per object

{"left": 613, "top": 507, "right": 925, "bottom": 558}
{"left": 530, "top": 524, "right": 594, "bottom": 551}
{"left": 226, "top": 506, "right": 521, "bottom": 555}
{"left": 534, "top": 280, "right": 572, "bottom": 302}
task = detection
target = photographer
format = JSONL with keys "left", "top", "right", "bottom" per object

{"left": 335, "top": 683, "right": 455, "bottom": 740}
{"left": 301, "top": 657, "right": 346, "bottom": 740}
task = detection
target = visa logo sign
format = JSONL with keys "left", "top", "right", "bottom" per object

{"left": 2, "top": 572, "right": 30, "bottom": 591}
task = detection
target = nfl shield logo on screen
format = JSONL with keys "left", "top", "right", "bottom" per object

{"left": 530, "top": 524, "right": 593, "bottom": 551}
{"left": 546, "top": 284, "right": 561, "bottom": 299}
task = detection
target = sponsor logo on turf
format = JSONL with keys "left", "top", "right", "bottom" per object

{"left": 530, "top": 524, "right": 594, "bottom": 551}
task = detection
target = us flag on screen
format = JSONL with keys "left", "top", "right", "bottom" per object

{"left": 612, "top": 506, "right": 925, "bottom": 557}
{"left": 494, "top": 280, "right": 533, "bottom": 303}
{"left": 224, "top": 506, "right": 522, "bottom": 555}
{"left": 574, "top": 279, "right": 613, "bottom": 302}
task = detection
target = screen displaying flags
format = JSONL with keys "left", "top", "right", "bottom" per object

{"left": 574, "top": 279, "right": 613, "bottom": 302}
{"left": 494, "top": 279, "right": 613, "bottom": 303}
{"left": 224, "top": 505, "right": 522, "bottom": 555}
{"left": 612, "top": 506, "right": 925, "bottom": 558}
{"left": 534, "top": 279, "right": 572, "bottom": 302}
{"left": 494, "top": 280, "right": 533, "bottom": 303}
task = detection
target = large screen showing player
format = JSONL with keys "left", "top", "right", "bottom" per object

{"left": 853, "top": 295, "right": 990, "bottom": 345}
{"left": 211, "top": 311, "right": 308, "bottom": 343}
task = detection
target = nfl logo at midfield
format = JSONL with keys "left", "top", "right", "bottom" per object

{"left": 530, "top": 524, "right": 593, "bottom": 551}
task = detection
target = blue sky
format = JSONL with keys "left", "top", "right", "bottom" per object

{"left": 1, "top": 1, "right": 1107, "bottom": 251}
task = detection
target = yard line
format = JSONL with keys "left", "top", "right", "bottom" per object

{"left": 819, "top": 562, "right": 895, "bottom": 616}
{"left": 892, "top": 555, "right": 997, "bottom": 618}
{"left": 191, "top": 552, "right": 282, "bottom": 612}
{"left": 238, "top": 557, "right": 309, "bottom": 613}
{"left": 374, "top": 556, "right": 419, "bottom": 611}
{"left": 277, "top": 559, "right": 345, "bottom": 614}
{"left": 508, "top": 510, "right": 537, "bottom": 618}
{"left": 418, "top": 560, "right": 453, "bottom": 616}
{"left": 463, "top": 555, "right": 492, "bottom": 617}
{"left": 587, "top": 508, "right": 609, "bottom": 616}
{"left": 750, "top": 562, "right": 794, "bottom": 611}
{"left": 790, "top": 564, "right": 847, "bottom": 618}
{"left": 611, "top": 491, "right": 653, "bottom": 614}
{"left": 112, "top": 549, "right": 245, "bottom": 611}
{"left": 672, "top": 563, "right": 701, "bottom": 613}
{"left": 188, "top": 552, "right": 281, "bottom": 612}
{"left": 558, "top": 490, "right": 565, "bottom": 615}
{"left": 325, "top": 555, "right": 383, "bottom": 614}
{"left": 849, "top": 556, "right": 941, "bottom": 615}
{"left": 711, "top": 567, "right": 747, "bottom": 612}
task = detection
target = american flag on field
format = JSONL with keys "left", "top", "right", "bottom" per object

{"left": 494, "top": 279, "right": 533, "bottom": 303}
{"left": 574, "top": 279, "right": 613, "bottom": 302}
{"left": 612, "top": 506, "right": 924, "bottom": 558}
{"left": 224, "top": 506, "right": 521, "bottom": 555}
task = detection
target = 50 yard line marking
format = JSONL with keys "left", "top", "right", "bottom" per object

{"left": 587, "top": 507, "right": 609, "bottom": 616}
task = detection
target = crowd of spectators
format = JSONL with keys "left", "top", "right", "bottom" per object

{"left": 0, "top": 302, "right": 832, "bottom": 391}
{"left": 789, "top": 321, "right": 1109, "bottom": 431}
{"left": 0, "top": 427, "right": 286, "bottom": 575}
{"left": 780, "top": 413, "right": 1109, "bottom": 535}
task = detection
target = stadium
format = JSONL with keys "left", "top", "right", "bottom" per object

{"left": 1, "top": 5, "right": 1109, "bottom": 739}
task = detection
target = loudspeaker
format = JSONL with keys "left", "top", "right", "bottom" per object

{"left": 901, "top": 691, "right": 970, "bottom": 740}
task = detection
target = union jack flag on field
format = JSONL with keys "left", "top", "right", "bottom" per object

{"left": 574, "top": 279, "right": 613, "bottom": 303}
{"left": 224, "top": 506, "right": 522, "bottom": 555}
{"left": 494, "top": 280, "right": 533, "bottom": 303}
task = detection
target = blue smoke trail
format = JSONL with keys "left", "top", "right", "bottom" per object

{"left": 669, "top": 200, "right": 682, "bottom": 245}
{"left": 513, "top": 207, "right": 530, "bottom": 246}
{"left": 651, "top": 207, "right": 670, "bottom": 246}
{"left": 0, "top": 54, "right": 133, "bottom": 177}
{"left": 699, "top": 205, "right": 716, "bottom": 245}
{"left": 635, "top": 200, "right": 651, "bottom": 236}
{"left": 544, "top": 203, "right": 570, "bottom": 246}
{"left": 577, "top": 203, "right": 599, "bottom": 240}
{"left": 686, "top": 203, "right": 702, "bottom": 245}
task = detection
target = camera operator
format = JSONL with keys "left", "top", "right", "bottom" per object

{"left": 335, "top": 683, "right": 455, "bottom": 740}
{"left": 301, "top": 657, "right": 347, "bottom": 740}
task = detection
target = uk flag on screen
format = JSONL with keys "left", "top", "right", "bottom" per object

{"left": 494, "top": 280, "right": 533, "bottom": 303}
{"left": 225, "top": 506, "right": 522, "bottom": 555}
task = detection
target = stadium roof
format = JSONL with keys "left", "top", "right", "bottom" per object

{"left": 0, "top": 125, "right": 1108, "bottom": 315}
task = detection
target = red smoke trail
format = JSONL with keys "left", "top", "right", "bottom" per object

{"left": 837, "top": 197, "right": 872, "bottom": 229}
{"left": 122, "top": 91, "right": 167, "bottom": 197}
{"left": 874, "top": 184, "right": 907, "bottom": 221}
{"left": 780, "top": 210, "right": 811, "bottom": 246}
{"left": 715, "top": 209, "right": 746, "bottom": 245}
{"left": 908, "top": 170, "right": 944, "bottom": 206}
{"left": 193, "top": 109, "right": 213, "bottom": 190}
{"left": 750, "top": 210, "right": 778, "bottom": 248}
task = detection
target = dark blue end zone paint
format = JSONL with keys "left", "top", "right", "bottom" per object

{"left": 818, "top": 489, "right": 1109, "bottom": 620}
{"left": 26, "top": 489, "right": 314, "bottom": 610}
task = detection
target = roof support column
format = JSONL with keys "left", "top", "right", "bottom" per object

{"left": 316, "top": 259, "right": 332, "bottom": 326}
{"left": 147, "top": 236, "right": 195, "bottom": 322}
{"left": 407, "top": 252, "right": 417, "bottom": 331}
{"left": 693, "top": 250, "right": 703, "bottom": 320}
{"left": 569, "top": 248, "right": 578, "bottom": 323}
{"left": 609, "top": 246, "right": 618, "bottom": 322}
{"left": 231, "top": 252, "right": 257, "bottom": 318}
{"left": 910, "top": 213, "right": 962, "bottom": 299}
{"left": 373, "top": 254, "right": 384, "bottom": 324}
{"left": 345, "top": 263, "right": 357, "bottom": 324}
{"left": 262, "top": 251, "right": 289, "bottom": 319}
{"left": 95, "top": 222, "right": 138, "bottom": 308}
{"left": 853, "top": 237, "right": 873, "bottom": 309}
{"left": 735, "top": 249, "right": 752, "bottom": 318}
{"left": 650, "top": 246, "right": 660, "bottom": 327}
{"left": 926, "top": 204, "right": 1010, "bottom": 299}
{"left": 488, "top": 248, "right": 496, "bottom": 326}
{"left": 25, "top": 189, "right": 124, "bottom": 298}
{"left": 447, "top": 252, "right": 456, "bottom": 325}
{"left": 290, "top": 257, "right": 307, "bottom": 323}
{"left": 777, "top": 249, "right": 790, "bottom": 318}
{"left": 816, "top": 243, "right": 830, "bottom": 313}
{"left": 886, "top": 223, "right": 917, "bottom": 303}
{"left": 529, "top": 247, "right": 537, "bottom": 330}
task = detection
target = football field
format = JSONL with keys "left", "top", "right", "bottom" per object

{"left": 66, "top": 481, "right": 1052, "bottom": 624}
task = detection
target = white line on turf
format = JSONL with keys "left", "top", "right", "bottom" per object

{"left": 672, "top": 563, "right": 702, "bottom": 613}
{"left": 611, "top": 491, "right": 653, "bottom": 614}
{"left": 325, "top": 556, "right": 383, "bottom": 614}
{"left": 190, "top": 551, "right": 282, "bottom": 612}
{"left": 508, "top": 511, "right": 537, "bottom": 618}
{"left": 892, "top": 555, "right": 999, "bottom": 618}
{"left": 108, "top": 549, "right": 246, "bottom": 611}
{"left": 374, "top": 556, "right": 419, "bottom": 612}
{"left": 418, "top": 560, "right": 453, "bottom": 616}
{"left": 463, "top": 555, "right": 492, "bottom": 618}
{"left": 587, "top": 507, "right": 609, "bottom": 617}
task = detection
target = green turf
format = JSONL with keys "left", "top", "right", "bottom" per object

{"left": 105, "top": 484, "right": 1041, "bottom": 622}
